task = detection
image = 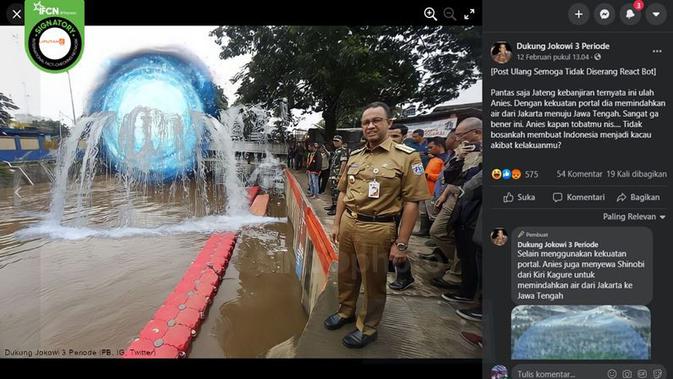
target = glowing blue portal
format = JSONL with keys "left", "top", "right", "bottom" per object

{"left": 87, "top": 51, "right": 218, "bottom": 180}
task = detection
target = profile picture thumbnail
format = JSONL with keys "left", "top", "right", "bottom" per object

{"left": 491, "top": 41, "right": 513, "bottom": 64}
{"left": 491, "top": 365, "right": 509, "bottom": 379}
{"left": 491, "top": 228, "right": 508, "bottom": 247}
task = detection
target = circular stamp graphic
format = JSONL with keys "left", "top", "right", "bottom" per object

{"left": 27, "top": 16, "right": 82, "bottom": 71}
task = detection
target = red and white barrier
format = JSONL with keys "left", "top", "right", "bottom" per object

{"left": 123, "top": 186, "right": 263, "bottom": 358}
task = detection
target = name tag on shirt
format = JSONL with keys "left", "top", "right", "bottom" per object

{"left": 368, "top": 180, "right": 380, "bottom": 198}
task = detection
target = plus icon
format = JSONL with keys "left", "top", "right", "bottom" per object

{"left": 569, "top": 4, "right": 590, "bottom": 25}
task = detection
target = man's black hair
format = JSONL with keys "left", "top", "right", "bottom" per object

{"left": 390, "top": 123, "right": 408, "bottom": 136}
{"left": 363, "top": 101, "right": 392, "bottom": 119}
{"left": 427, "top": 137, "right": 446, "bottom": 150}
{"left": 412, "top": 129, "right": 424, "bottom": 137}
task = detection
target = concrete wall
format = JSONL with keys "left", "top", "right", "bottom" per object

{"left": 284, "top": 169, "right": 334, "bottom": 315}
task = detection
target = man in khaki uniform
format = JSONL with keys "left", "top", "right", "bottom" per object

{"left": 323, "top": 101, "right": 430, "bottom": 348}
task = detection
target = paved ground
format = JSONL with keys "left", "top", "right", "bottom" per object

{"left": 289, "top": 169, "right": 482, "bottom": 358}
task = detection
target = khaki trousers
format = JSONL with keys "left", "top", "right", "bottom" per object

{"left": 337, "top": 213, "right": 396, "bottom": 335}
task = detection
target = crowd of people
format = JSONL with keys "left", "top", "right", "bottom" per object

{"left": 288, "top": 136, "right": 350, "bottom": 212}
{"left": 387, "top": 119, "right": 484, "bottom": 329}
{"left": 287, "top": 102, "right": 483, "bottom": 349}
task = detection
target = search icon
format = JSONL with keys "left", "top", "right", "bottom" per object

{"left": 444, "top": 7, "right": 457, "bottom": 21}
{"left": 424, "top": 7, "right": 438, "bottom": 21}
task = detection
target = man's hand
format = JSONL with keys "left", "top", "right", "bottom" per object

{"left": 435, "top": 185, "right": 459, "bottom": 209}
{"left": 389, "top": 244, "right": 407, "bottom": 266}
{"left": 434, "top": 193, "right": 447, "bottom": 209}
{"left": 331, "top": 224, "right": 339, "bottom": 244}
{"left": 453, "top": 141, "right": 471, "bottom": 160}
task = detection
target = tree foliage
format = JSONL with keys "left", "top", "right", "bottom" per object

{"left": 210, "top": 26, "right": 481, "bottom": 136}
{"left": 0, "top": 92, "right": 19, "bottom": 128}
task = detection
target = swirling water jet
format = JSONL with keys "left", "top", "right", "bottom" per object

{"left": 42, "top": 49, "right": 258, "bottom": 232}
{"left": 87, "top": 50, "right": 218, "bottom": 180}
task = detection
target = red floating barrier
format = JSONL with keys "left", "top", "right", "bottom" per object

{"left": 173, "top": 279, "right": 197, "bottom": 294}
{"left": 184, "top": 293, "right": 208, "bottom": 313}
{"left": 163, "top": 292, "right": 187, "bottom": 308}
{"left": 124, "top": 188, "right": 264, "bottom": 359}
{"left": 154, "top": 344, "right": 180, "bottom": 358}
{"left": 162, "top": 324, "right": 193, "bottom": 352}
{"left": 249, "top": 194, "right": 269, "bottom": 216}
{"left": 174, "top": 308, "right": 201, "bottom": 330}
{"left": 139, "top": 319, "right": 168, "bottom": 341}
{"left": 153, "top": 305, "right": 180, "bottom": 322}
{"left": 195, "top": 281, "right": 216, "bottom": 299}
{"left": 247, "top": 186, "right": 260, "bottom": 203}
{"left": 198, "top": 270, "right": 220, "bottom": 288}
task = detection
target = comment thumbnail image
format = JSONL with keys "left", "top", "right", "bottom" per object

{"left": 511, "top": 305, "right": 650, "bottom": 360}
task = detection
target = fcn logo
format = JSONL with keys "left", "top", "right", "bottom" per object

{"left": 33, "top": 1, "right": 60, "bottom": 15}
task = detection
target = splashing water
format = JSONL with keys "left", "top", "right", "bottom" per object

{"left": 246, "top": 152, "right": 285, "bottom": 193}
{"left": 40, "top": 105, "right": 270, "bottom": 231}
{"left": 23, "top": 50, "right": 283, "bottom": 239}
{"left": 18, "top": 214, "right": 285, "bottom": 241}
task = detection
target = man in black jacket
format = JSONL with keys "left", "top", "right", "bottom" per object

{"left": 422, "top": 118, "right": 482, "bottom": 269}
{"left": 306, "top": 143, "right": 322, "bottom": 199}
{"left": 441, "top": 170, "right": 482, "bottom": 308}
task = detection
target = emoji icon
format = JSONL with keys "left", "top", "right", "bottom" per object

{"left": 491, "top": 169, "right": 502, "bottom": 180}
{"left": 502, "top": 169, "right": 512, "bottom": 180}
{"left": 511, "top": 169, "right": 522, "bottom": 180}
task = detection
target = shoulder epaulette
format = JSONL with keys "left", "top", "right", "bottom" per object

{"left": 350, "top": 146, "right": 366, "bottom": 155}
{"left": 394, "top": 143, "right": 415, "bottom": 154}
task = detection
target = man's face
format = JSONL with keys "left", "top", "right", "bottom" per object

{"left": 332, "top": 139, "right": 342, "bottom": 148}
{"left": 388, "top": 129, "right": 404, "bottom": 144}
{"left": 361, "top": 107, "right": 391, "bottom": 144}
{"left": 499, "top": 44, "right": 506, "bottom": 53}
{"left": 455, "top": 122, "right": 482, "bottom": 144}
{"left": 428, "top": 142, "right": 442, "bottom": 156}
{"left": 445, "top": 134, "right": 459, "bottom": 150}
{"left": 412, "top": 133, "right": 423, "bottom": 144}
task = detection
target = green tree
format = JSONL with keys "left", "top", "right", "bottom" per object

{"left": 28, "top": 119, "right": 69, "bottom": 138}
{"left": 400, "top": 26, "right": 482, "bottom": 107}
{"left": 210, "top": 26, "right": 481, "bottom": 136}
{"left": 0, "top": 92, "right": 19, "bottom": 128}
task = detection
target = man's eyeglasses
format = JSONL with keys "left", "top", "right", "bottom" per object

{"left": 361, "top": 117, "right": 388, "bottom": 127}
{"left": 455, "top": 128, "right": 479, "bottom": 138}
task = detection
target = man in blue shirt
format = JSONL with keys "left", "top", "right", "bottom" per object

{"left": 404, "top": 129, "right": 429, "bottom": 168}
{"left": 407, "top": 129, "right": 431, "bottom": 236}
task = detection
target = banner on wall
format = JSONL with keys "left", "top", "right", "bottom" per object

{"left": 295, "top": 215, "right": 306, "bottom": 280}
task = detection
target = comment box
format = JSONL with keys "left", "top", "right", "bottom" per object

{"left": 511, "top": 227, "right": 652, "bottom": 304}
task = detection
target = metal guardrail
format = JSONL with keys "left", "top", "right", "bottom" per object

{"left": 39, "top": 161, "right": 56, "bottom": 183}
{"left": 1, "top": 161, "right": 35, "bottom": 186}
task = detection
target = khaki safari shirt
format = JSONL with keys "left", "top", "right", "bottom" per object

{"left": 337, "top": 137, "right": 431, "bottom": 216}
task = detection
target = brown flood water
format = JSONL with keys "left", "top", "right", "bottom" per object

{"left": 0, "top": 178, "right": 306, "bottom": 358}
